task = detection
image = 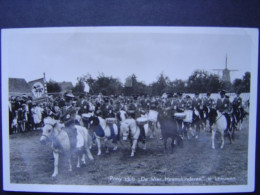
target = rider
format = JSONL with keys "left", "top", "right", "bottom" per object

{"left": 192, "top": 92, "right": 203, "bottom": 122}
{"left": 182, "top": 95, "right": 193, "bottom": 137}
{"left": 232, "top": 90, "right": 245, "bottom": 129}
{"left": 171, "top": 93, "right": 184, "bottom": 136}
{"left": 216, "top": 90, "right": 231, "bottom": 132}
{"left": 202, "top": 92, "right": 213, "bottom": 131}
{"left": 203, "top": 92, "right": 215, "bottom": 132}
{"left": 60, "top": 90, "right": 78, "bottom": 149}
{"left": 127, "top": 99, "right": 137, "bottom": 119}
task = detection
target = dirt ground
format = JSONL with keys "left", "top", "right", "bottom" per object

{"left": 9, "top": 119, "right": 249, "bottom": 186}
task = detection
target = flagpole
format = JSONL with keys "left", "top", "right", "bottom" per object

{"left": 43, "top": 72, "right": 48, "bottom": 103}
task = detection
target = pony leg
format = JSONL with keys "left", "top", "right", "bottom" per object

{"left": 238, "top": 121, "right": 242, "bottom": 131}
{"left": 52, "top": 151, "right": 59, "bottom": 177}
{"left": 220, "top": 132, "right": 225, "bottom": 149}
{"left": 104, "top": 138, "right": 109, "bottom": 154}
{"left": 211, "top": 130, "right": 216, "bottom": 149}
{"left": 195, "top": 124, "right": 199, "bottom": 139}
{"left": 76, "top": 155, "right": 81, "bottom": 168}
{"left": 68, "top": 154, "right": 72, "bottom": 171}
{"left": 229, "top": 129, "right": 234, "bottom": 144}
{"left": 171, "top": 137, "right": 175, "bottom": 153}
{"left": 81, "top": 153, "right": 86, "bottom": 165}
{"left": 143, "top": 142, "right": 147, "bottom": 150}
{"left": 77, "top": 152, "right": 86, "bottom": 168}
{"left": 85, "top": 146, "right": 94, "bottom": 160}
{"left": 164, "top": 139, "right": 167, "bottom": 153}
{"left": 149, "top": 124, "right": 154, "bottom": 138}
{"left": 112, "top": 142, "right": 118, "bottom": 151}
{"left": 130, "top": 140, "right": 138, "bottom": 157}
{"left": 96, "top": 138, "right": 102, "bottom": 156}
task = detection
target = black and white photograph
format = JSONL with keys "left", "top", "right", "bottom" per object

{"left": 1, "top": 27, "right": 258, "bottom": 193}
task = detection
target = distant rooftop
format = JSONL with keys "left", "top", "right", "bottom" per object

{"left": 9, "top": 78, "right": 31, "bottom": 95}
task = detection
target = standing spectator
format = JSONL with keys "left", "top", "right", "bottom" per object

{"left": 31, "top": 103, "right": 44, "bottom": 131}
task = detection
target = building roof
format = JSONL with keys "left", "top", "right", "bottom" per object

{"left": 9, "top": 78, "right": 31, "bottom": 95}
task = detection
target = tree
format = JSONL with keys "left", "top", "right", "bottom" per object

{"left": 232, "top": 78, "right": 243, "bottom": 92}
{"left": 92, "top": 73, "right": 123, "bottom": 96}
{"left": 242, "top": 72, "right": 250, "bottom": 92}
{"left": 151, "top": 73, "right": 171, "bottom": 96}
{"left": 187, "top": 70, "right": 221, "bottom": 93}
{"left": 123, "top": 74, "right": 149, "bottom": 96}
{"left": 170, "top": 79, "right": 186, "bottom": 93}
{"left": 72, "top": 80, "right": 85, "bottom": 95}
{"left": 46, "top": 80, "right": 61, "bottom": 93}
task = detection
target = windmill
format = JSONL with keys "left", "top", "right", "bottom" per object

{"left": 212, "top": 55, "right": 239, "bottom": 83}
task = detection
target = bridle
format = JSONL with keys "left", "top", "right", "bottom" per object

{"left": 42, "top": 123, "right": 62, "bottom": 141}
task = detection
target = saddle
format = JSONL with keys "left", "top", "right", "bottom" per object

{"left": 222, "top": 112, "right": 232, "bottom": 132}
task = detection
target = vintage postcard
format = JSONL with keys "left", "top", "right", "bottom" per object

{"left": 1, "top": 27, "right": 258, "bottom": 193}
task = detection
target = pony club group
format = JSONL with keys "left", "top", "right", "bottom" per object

{"left": 36, "top": 90, "right": 248, "bottom": 177}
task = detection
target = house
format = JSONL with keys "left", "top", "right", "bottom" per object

{"left": 9, "top": 78, "right": 31, "bottom": 97}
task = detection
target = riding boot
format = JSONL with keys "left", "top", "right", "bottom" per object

{"left": 138, "top": 125, "right": 146, "bottom": 144}
{"left": 223, "top": 113, "right": 231, "bottom": 132}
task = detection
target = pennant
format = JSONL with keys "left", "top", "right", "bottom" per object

{"left": 84, "top": 82, "right": 90, "bottom": 93}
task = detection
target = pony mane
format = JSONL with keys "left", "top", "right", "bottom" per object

{"left": 44, "top": 117, "right": 57, "bottom": 126}
{"left": 43, "top": 117, "right": 65, "bottom": 130}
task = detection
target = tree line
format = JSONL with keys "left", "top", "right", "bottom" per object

{"left": 47, "top": 70, "right": 250, "bottom": 96}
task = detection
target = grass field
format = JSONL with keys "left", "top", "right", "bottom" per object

{"left": 9, "top": 119, "right": 249, "bottom": 186}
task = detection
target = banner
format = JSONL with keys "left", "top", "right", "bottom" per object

{"left": 28, "top": 78, "right": 48, "bottom": 101}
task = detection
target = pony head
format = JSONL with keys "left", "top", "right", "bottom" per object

{"left": 120, "top": 121, "right": 130, "bottom": 141}
{"left": 40, "top": 117, "right": 59, "bottom": 145}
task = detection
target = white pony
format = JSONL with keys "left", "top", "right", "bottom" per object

{"left": 40, "top": 117, "right": 94, "bottom": 177}
{"left": 120, "top": 118, "right": 149, "bottom": 157}
{"left": 208, "top": 108, "right": 230, "bottom": 149}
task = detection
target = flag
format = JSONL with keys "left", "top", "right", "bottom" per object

{"left": 125, "top": 76, "right": 133, "bottom": 87}
{"left": 28, "top": 78, "right": 47, "bottom": 100}
{"left": 84, "top": 82, "right": 90, "bottom": 93}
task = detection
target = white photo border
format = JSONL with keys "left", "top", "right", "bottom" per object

{"left": 1, "top": 26, "right": 258, "bottom": 193}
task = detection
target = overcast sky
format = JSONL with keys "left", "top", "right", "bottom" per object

{"left": 2, "top": 27, "right": 255, "bottom": 86}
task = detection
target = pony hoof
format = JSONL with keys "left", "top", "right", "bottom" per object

{"left": 51, "top": 174, "right": 57, "bottom": 178}
{"left": 113, "top": 147, "right": 118, "bottom": 151}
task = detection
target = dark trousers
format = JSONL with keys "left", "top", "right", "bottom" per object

{"left": 223, "top": 113, "right": 231, "bottom": 131}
